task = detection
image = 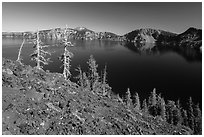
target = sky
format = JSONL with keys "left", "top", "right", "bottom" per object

{"left": 2, "top": 2, "right": 202, "bottom": 35}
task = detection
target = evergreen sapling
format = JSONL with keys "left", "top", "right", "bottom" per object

{"left": 132, "top": 92, "right": 141, "bottom": 111}
{"left": 124, "top": 88, "right": 133, "bottom": 109}
{"left": 187, "top": 97, "right": 195, "bottom": 131}
{"left": 142, "top": 99, "right": 148, "bottom": 114}
{"left": 87, "top": 55, "right": 100, "bottom": 91}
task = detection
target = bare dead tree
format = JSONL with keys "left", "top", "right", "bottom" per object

{"left": 60, "top": 46, "right": 73, "bottom": 80}
{"left": 30, "top": 30, "right": 51, "bottom": 70}
{"left": 16, "top": 38, "right": 25, "bottom": 64}
{"left": 59, "top": 25, "right": 74, "bottom": 80}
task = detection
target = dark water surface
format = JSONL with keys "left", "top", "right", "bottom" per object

{"left": 2, "top": 37, "right": 202, "bottom": 107}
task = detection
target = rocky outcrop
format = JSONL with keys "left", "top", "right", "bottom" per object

{"left": 124, "top": 28, "right": 177, "bottom": 43}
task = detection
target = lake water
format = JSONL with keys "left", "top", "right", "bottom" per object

{"left": 2, "top": 37, "right": 202, "bottom": 107}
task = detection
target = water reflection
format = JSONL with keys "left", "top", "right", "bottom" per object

{"left": 123, "top": 42, "right": 202, "bottom": 62}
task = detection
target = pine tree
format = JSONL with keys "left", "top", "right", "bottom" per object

{"left": 181, "top": 109, "right": 189, "bottom": 127}
{"left": 175, "top": 99, "right": 183, "bottom": 125}
{"left": 172, "top": 108, "right": 181, "bottom": 126}
{"left": 142, "top": 99, "right": 148, "bottom": 114}
{"left": 87, "top": 55, "right": 99, "bottom": 79}
{"left": 148, "top": 88, "right": 157, "bottom": 106}
{"left": 159, "top": 97, "right": 166, "bottom": 121}
{"left": 187, "top": 97, "right": 195, "bottom": 131}
{"left": 102, "top": 65, "right": 107, "bottom": 93}
{"left": 82, "top": 72, "right": 90, "bottom": 90}
{"left": 166, "top": 100, "right": 183, "bottom": 126}
{"left": 124, "top": 88, "right": 133, "bottom": 108}
{"left": 30, "top": 30, "right": 51, "bottom": 70}
{"left": 148, "top": 88, "right": 157, "bottom": 116}
{"left": 101, "top": 65, "right": 111, "bottom": 97}
{"left": 102, "top": 65, "right": 107, "bottom": 84}
{"left": 87, "top": 55, "right": 100, "bottom": 91}
{"left": 132, "top": 92, "right": 141, "bottom": 111}
{"left": 75, "top": 66, "right": 84, "bottom": 87}
{"left": 166, "top": 100, "right": 175, "bottom": 124}
{"left": 193, "top": 103, "right": 202, "bottom": 134}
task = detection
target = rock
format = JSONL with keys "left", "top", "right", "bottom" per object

{"left": 46, "top": 102, "right": 62, "bottom": 112}
{"left": 3, "top": 131, "right": 12, "bottom": 135}
{"left": 3, "top": 68, "right": 13, "bottom": 75}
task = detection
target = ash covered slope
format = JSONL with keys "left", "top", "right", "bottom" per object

{"left": 2, "top": 58, "right": 192, "bottom": 135}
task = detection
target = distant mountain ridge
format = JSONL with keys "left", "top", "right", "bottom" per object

{"left": 124, "top": 27, "right": 201, "bottom": 50}
{"left": 2, "top": 27, "right": 124, "bottom": 41}
{"left": 156, "top": 27, "right": 202, "bottom": 50}
{"left": 176, "top": 27, "right": 202, "bottom": 48}
{"left": 2, "top": 27, "right": 202, "bottom": 50}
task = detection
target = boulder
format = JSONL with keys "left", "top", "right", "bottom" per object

{"left": 3, "top": 68, "right": 13, "bottom": 75}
